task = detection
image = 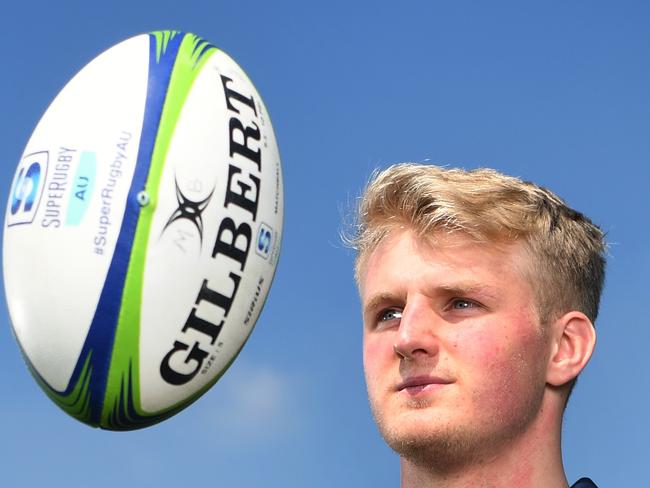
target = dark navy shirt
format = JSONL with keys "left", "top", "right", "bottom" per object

{"left": 571, "top": 478, "right": 598, "bottom": 488}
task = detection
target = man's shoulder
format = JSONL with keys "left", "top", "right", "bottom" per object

{"left": 571, "top": 478, "right": 598, "bottom": 488}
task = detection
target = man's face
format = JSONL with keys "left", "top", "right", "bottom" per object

{"left": 361, "top": 229, "right": 551, "bottom": 465}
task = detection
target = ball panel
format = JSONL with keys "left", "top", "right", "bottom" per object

{"left": 136, "top": 47, "right": 284, "bottom": 415}
{"left": 3, "top": 34, "right": 150, "bottom": 392}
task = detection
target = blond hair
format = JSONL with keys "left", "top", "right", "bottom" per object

{"left": 351, "top": 163, "right": 607, "bottom": 325}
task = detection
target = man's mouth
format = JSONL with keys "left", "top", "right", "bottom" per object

{"left": 396, "top": 376, "right": 453, "bottom": 395}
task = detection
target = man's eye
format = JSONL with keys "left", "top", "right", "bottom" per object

{"left": 378, "top": 309, "right": 403, "bottom": 322}
{"left": 450, "top": 299, "right": 478, "bottom": 310}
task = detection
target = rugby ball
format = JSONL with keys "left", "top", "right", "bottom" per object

{"left": 3, "top": 31, "right": 283, "bottom": 430}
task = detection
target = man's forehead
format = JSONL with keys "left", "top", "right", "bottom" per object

{"left": 358, "top": 228, "right": 534, "bottom": 296}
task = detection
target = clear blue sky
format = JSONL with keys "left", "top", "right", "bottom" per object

{"left": 1, "top": 1, "right": 648, "bottom": 486}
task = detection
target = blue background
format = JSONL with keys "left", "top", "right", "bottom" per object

{"left": 1, "top": 1, "right": 648, "bottom": 486}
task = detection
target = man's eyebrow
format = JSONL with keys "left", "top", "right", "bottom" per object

{"left": 363, "top": 293, "right": 402, "bottom": 317}
{"left": 436, "top": 283, "right": 497, "bottom": 297}
{"left": 362, "top": 284, "right": 498, "bottom": 316}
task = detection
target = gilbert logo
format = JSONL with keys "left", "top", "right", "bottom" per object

{"left": 7, "top": 151, "right": 48, "bottom": 227}
{"left": 161, "top": 176, "right": 214, "bottom": 245}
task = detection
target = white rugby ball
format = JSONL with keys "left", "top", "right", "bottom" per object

{"left": 3, "top": 31, "right": 283, "bottom": 430}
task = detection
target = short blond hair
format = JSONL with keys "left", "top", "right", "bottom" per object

{"left": 351, "top": 163, "right": 607, "bottom": 325}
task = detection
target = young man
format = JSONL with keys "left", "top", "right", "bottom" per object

{"left": 351, "top": 164, "right": 606, "bottom": 488}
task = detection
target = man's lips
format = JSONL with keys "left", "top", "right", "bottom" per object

{"left": 396, "top": 376, "right": 453, "bottom": 395}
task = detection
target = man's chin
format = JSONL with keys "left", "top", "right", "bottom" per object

{"left": 370, "top": 398, "right": 479, "bottom": 466}
{"left": 375, "top": 412, "right": 484, "bottom": 471}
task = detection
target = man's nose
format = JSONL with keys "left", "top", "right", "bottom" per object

{"left": 392, "top": 298, "right": 440, "bottom": 361}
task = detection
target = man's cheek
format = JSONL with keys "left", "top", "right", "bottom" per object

{"left": 363, "top": 335, "right": 387, "bottom": 365}
{"left": 363, "top": 338, "right": 391, "bottom": 392}
{"left": 468, "top": 351, "right": 541, "bottom": 417}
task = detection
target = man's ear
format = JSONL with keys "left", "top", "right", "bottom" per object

{"left": 546, "top": 311, "right": 596, "bottom": 387}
